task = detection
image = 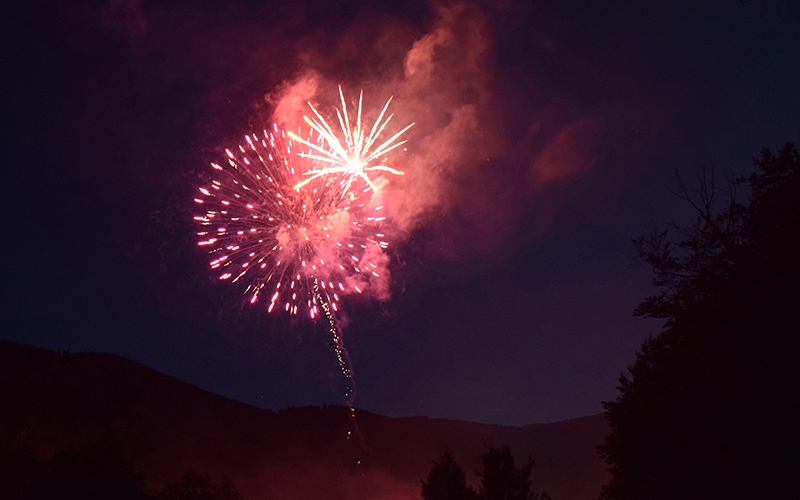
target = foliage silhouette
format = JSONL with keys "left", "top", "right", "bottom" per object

{"left": 599, "top": 143, "right": 800, "bottom": 500}
{"left": 421, "top": 446, "right": 550, "bottom": 500}
{"left": 29, "top": 439, "right": 147, "bottom": 500}
{"left": 421, "top": 450, "right": 477, "bottom": 500}
{"left": 161, "top": 470, "right": 247, "bottom": 500}
{"left": 477, "top": 446, "right": 537, "bottom": 500}
{"left": 0, "top": 442, "right": 42, "bottom": 500}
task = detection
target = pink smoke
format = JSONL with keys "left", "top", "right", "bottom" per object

{"left": 268, "top": 2, "right": 603, "bottom": 266}
{"left": 104, "top": 0, "right": 605, "bottom": 299}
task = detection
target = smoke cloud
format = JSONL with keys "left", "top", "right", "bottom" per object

{"left": 267, "top": 2, "right": 603, "bottom": 264}
{"left": 103, "top": 0, "right": 605, "bottom": 297}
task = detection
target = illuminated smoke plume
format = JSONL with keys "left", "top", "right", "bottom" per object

{"left": 106, "top": 0, "right": 607, "bottom": 289}
{"left": 268, "top": 2, "right": 604, "bottom": 262}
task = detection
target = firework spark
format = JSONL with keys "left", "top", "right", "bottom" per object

{"left": 288, "top": 86, "right": 414, "bottom": 198}
{"left": 194, "top": 124, "right": 389, "bottom": 319}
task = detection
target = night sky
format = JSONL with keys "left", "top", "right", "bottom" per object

{"left": 3, "top": 0, "right": 799, "bottom": 426}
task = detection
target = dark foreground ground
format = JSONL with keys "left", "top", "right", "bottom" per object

{"left": 0, "top": 339, "right": 608, "bottom": 500}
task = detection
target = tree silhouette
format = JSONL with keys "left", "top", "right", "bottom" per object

{"left": 421, "top": 450, "right": 476, "bottom": 500}
{"left": 599, "top": 143, "right": 800, "bottom": 500}
{"left": 31, "top": 439, "right": 147, "bottom": 499}
{"left": 421, "top": 446, "right": 549, "bottom": 500}
{"left": 161, "top": 470, "right": 247, "bottom": 500}
{"left": 476, "top": 446, "right": 536, "bottom": 500}
{"left": 0, "top": 442, "right": 43, "bottom": 500}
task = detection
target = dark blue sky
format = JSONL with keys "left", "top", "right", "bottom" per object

{"left": 3, "top": 0, "right": 799, "bottom": 425}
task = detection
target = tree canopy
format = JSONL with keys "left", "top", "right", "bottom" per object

{"left": 421, "top": 450, "right": 476, "bottom": 500}
{"left": 421, "top": 446, "right": 549, "bottom": 500}
{"left": 598, "top": 143, "right": 800, "bottom": 500}
{"left": 476, "top": 446, "right": 537, "bottom": 500}
{"left": 161, "top": 470, "right": 247, "bottom": 500}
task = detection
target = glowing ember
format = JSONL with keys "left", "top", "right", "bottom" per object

{"left": 288, "top": 86, "right": 414, "bottom": 198}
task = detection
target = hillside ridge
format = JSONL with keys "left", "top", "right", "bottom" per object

{"left": 0, "top": 339, "right": 609, "bottom": 500}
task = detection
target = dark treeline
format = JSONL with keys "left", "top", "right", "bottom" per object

{"left": 0, "top": 437, "right": 246, "bottom": 500}
{"left": 421, "top": 446, "right": 550, "bottom": 500}
{"left": 161, "top": 470, "right": 247, "bottom": 500}
{"left": 0, "top": 439, "right": 147, "bottom": 499}
{"left": 599, "top": 143, "right": 800, "bottom": 499}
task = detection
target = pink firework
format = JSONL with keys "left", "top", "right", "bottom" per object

{"left": 194, "top": 124, "right": 389, "bottom": 319}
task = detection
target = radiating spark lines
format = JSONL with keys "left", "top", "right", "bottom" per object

{"left": 288, "top": 86, "right": 414, "bottom": 198}
{"left": 194, "top": 124, "right": 388, "bottom": 318}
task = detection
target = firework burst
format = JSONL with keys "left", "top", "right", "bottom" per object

{"left": 288, "top": 86, "right": 414, "bottom": 198}
{"left": 194, "top": 124, "right": 390, "bottom": 319}
{"left": 194, "top": 89, "right": 411, "bottom": 424}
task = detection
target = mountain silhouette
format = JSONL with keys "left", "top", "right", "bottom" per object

{"left": 0, "top": 339, "right": 608, "bottom": 500}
